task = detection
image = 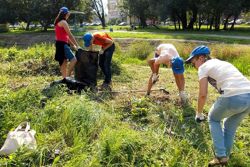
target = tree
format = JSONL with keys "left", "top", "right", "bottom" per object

{"left": 86, "top": 0, "right": 106, "bottom": 28}
{"left": 0, "top": 0, "right": 17, "bottom": 24}
{"left": 121, "top": 0, "right": 150, "bottom": 27}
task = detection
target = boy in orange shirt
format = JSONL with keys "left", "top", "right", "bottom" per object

{"left": 83, "top": 32, "right": 115, "bottom": 90}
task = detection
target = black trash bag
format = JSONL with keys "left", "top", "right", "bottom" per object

{"left": 75, "top": 49, "right": 99, "bottom": 87}
{"left": 42, "top": 77, "right": 88, "bottom": 97}
{"left": 60, "top": 77, "right": 87, "bottom": 91}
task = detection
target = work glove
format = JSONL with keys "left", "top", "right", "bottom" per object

{"left": 72, "top": 45, "right": 79, "bottom": 51}
{"left": 99, "top": 49, "right": 104, "bottom": 55}
{"left": 195, "top": 113, "right": 206, "bottom": 123}
{"left": 179, "top": 91, "right": 188, "bottom": 104}
{"left": 152, "top": 73, "right": 159, "bottom": 84}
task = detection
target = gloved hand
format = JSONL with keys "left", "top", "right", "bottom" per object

{"left": 99, "top": 49, "right": 104, "bottom": 55}
{"left": 195, "top": 113, "right": 206, "bottom": 123}
{"left": 179, "top": 91, "right": 188, "bottom": 104}
{"left": 72, "top": 45, "right": 78, "bottom": 51}
{"left": 151, "top": 73, "right": 159, "bottom": 84}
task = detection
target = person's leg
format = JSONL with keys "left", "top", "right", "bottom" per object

{"left": 64, "top": 44, "right": 77, "bottom": 77}
{"left": 222, "top": 94, "right": 250, "bottom": 156}
{"left": 60, "top": 60, "right": 67, "bottom": 78}
{"left": 173, "top": 73, "right": 187, "bottom": 103}
{"left": 173, "top": 73, "right": 185, "bottom": 91}
{"left": 146, "top": 59, "right": 160, "bottom": 95}
{"left": 102, "top": 44, "right": 115, "bottom": 84}
{"left": 208, "top": 94, "right": 250, "bottom": 158}
{"left": 99, "top": 53, "right": 105, "bottom": 78}
{"left": 67, "top": 57, "right": 77, "bottom": 77}
{"left": 208, "top": 98, "right": 230, "bottom": 158}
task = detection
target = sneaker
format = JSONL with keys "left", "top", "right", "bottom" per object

{"left": 208, "top": 157, "right": 228, "bottom": 167}
{"left": 100, "top": 83, "right": 112, "bottom": 91}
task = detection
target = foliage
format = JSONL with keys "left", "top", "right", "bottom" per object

{"left": 0, "top": 24, "right": 9, "bottom": 33}
{"left": 0, "top": 0, "right": 89, "bottom": 31}
{"left": 126, "top": 41, "right": 154, "bottom": 60}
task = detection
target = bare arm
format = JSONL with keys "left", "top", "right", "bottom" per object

{"left": 60, "top": 20, "right": 79, "bottom": 47}
{"left": 102, "top": 38, "right": 113, "bottom": 51}
{"left": 197, "top": 77, "right": 208, "bottom": 114}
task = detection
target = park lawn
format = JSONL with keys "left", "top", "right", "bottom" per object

{"left": 2, "top": 24, "right": 250, "bottom": 44}
{"left": 0, "top": 43, "right": 249, "bottom": 166}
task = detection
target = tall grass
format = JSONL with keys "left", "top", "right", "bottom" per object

{"left": 0, "top": 43, "right": 249, "bottom": 166}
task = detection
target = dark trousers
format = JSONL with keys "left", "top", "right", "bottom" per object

{"left": 99, "top": 43, "right": 115, "bottom": 84}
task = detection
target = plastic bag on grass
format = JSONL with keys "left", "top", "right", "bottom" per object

{"left": 0, "top": 122, "right": 37, "bottom": 155}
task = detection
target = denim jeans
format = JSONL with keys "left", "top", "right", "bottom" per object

{"left": 99, "top": 43, "right": 115, "bottom": 84}
{"left": 208, "top": 93, "right": 250, "bottom": 157}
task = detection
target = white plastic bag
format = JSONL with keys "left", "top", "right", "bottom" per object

{"left": 0, "top": 122, "right": 37, "bottom": 155}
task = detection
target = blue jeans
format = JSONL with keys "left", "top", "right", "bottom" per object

{"left": 208, "top": 93, "right": 250, "bottom": 157}
{"left": 99, "top": 44, "right": 115, "bottom": 84}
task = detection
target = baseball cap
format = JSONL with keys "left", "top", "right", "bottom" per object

{"left": 83, "top": 33, "right": 93, "bottom": 47}
{"left": 60, "top": 7, "right": 69, "bottom": 14}
{"left": 185, "top": 45, "right": 210, "bottom": 63}
{"left": 172, "top": 57, "right": 184, "bottom": 74}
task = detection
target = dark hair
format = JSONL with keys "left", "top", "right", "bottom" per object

{"left": 195, "top": 55, "right": 212, "bottom": 62}
{"left": 54, "top": 12, "right": 67, "bottom": 25}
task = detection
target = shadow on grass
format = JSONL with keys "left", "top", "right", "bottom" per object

{"left": 162, "top": 102, "right": 210, "bottom": 153}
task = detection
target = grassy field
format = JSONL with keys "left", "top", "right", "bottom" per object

{"left": 3, "top": 24, "right": 250, "bottom": 45}
{"left": 0, "top": 41, "right": 249, "bottom": 166}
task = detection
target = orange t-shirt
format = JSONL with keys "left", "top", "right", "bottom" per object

{"left": 93, "top": 32, "right": 113, "bottom": 48}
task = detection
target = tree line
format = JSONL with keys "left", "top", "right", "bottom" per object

{"left": 0, "top": 0, "right": 249, "bottom": 31}
{"left": 121, "top": 0, "right": 250, "bottom": 30}
{"left": 0, "top": 0, "right": 95, "bottom": 31}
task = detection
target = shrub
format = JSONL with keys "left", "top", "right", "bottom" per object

{"left": 0, "top": 23, "right": 9, "bottom": 32}
{"left": 127, "top": 41, "right": 154, "bottom": 60}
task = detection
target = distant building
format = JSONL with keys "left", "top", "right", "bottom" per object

{"left": 107, "top": 0, "right": 123, "bottom": 21}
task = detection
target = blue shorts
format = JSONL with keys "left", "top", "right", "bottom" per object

{"left": 171, "top": 56, "right": 185, "bottom": 74}
{"left": 64, "top": 44, "right": 75, "bottom": 61}
{"left": 55, "top": 41, "right": 75, "bottom": 65}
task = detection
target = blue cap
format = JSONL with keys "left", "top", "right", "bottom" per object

{"left": 186, "top": 45, "right": 210, "bottom": 63}
{"left": 83, "top": 33, "right": 93, "bottom": 47}
{"left": 172, "top": 57, "right": 184, "bottom": 74}
{"left": 60, "top": 7, "right": 69, "bottom": 14}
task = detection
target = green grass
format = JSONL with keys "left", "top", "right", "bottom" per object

{"left": 0, "top": 43, "right": 249, "bottom": 166}
{"left": 104, "top": 31, "right": 250, "bottom": 44}
{"left": 2, "top": 24, "right": 250, "bottom": 44}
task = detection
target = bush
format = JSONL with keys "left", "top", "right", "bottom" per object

{"left": 0, "top": 23, "right": 9, "bottom": 32}
{"left": 127, "top": 41, "right": 154, "bottom": 60}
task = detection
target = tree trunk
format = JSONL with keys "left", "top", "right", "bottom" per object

{"left": 187, "top": 7, "right": 197, "bottom": 30}
{"left": 230, "top": 17, "right": 237, "bottom": 30}
{"left": 180, "top": 10, "right": 187, "bottom": 30}
{"left": 209, "top": 17, "right": 214, "bottom": 30}
{"left": 26, "top": 21, "right": 30, "bottom": 31}
{"left": 214, "top": 12, "right": 221, "bottom": 31}
{"left": 139, "top": 15, "right": 147, "bottom": 28}
{"left": 173, "top": 17, "right": 177, "bottom": 30}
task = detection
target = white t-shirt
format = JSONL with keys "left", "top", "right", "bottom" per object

{"left": 155, "top": 44, "right": 179, "bottom": 65}
{"left": 198, "top": 59, "right": 250, "bottom": 97}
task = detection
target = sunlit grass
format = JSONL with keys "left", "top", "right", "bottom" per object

{"left": 0, "top": 43, "right": 249, "bottom": 166}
